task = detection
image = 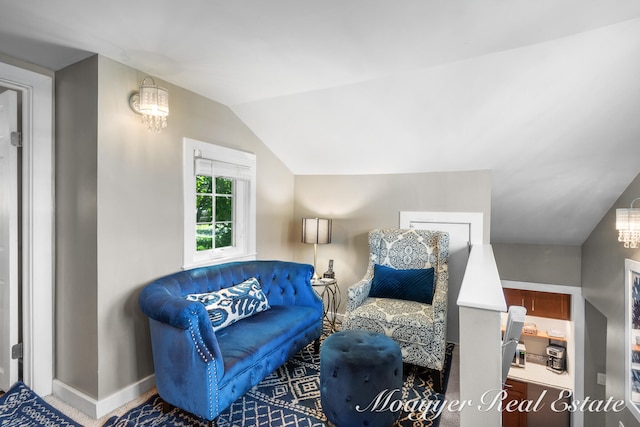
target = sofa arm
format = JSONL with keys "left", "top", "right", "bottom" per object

{"left": 139, "top": 283, "right": 223, "bottom": 373}
{"left": 149, "top": 318, "right": 225, "bottom": 421}
{"left": 346, "top": 278, "right": 372, "bottom": 312}
{"left": 140, "top": 283, "right": 225, "bottom": 421}
{"left": 139, "top": 284, "right": 208, "bottom": 330}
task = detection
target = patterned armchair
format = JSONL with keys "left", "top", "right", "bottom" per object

{"left": 343, "top": 228, "right": 449, "bottom": 391}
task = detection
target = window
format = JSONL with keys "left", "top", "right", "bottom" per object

{"left": 183, "top": 138, "right": 256, "bottom": 268}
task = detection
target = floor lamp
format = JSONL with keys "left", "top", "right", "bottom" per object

{"left": 302, "top": 218, "right": 332, "bottom": 280}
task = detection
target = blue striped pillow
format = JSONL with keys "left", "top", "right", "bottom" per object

{"left": 370, "top": 264, "right": 435, "bottom": 304}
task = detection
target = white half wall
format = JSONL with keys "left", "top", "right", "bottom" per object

{"left": 457, "top": 244, "right": 507, "bottom": 426}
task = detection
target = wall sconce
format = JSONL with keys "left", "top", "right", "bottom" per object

{"left": 129, "top": 77, "right": 169, "bottom": 132}
{"left": 302, "top": 218, "right": 332, "bottom": 280}
{"left": 617, "top": 198, "right": 640, "bottom": 248}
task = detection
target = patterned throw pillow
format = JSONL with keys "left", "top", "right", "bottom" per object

{"left": 185, "top": 277, "right": 270, "bottom": 331}
{"left": 370, "top": 264, "right": 435, "bottom": 304}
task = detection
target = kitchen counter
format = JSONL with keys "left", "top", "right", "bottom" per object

{"left": 508, "top": 362, "right": 573, "bottom": 391}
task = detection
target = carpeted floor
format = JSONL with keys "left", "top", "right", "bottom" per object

{"left": 102, "top": 342, "right": 455, "bottom": 427}
{"left": 43, "top": 388, "right": 158, "bottom": 427}
{"left": 439, "top": 344, "right": 460, "bottom": 427}
{"left": 41, "top": 343, "right": 460, "bottom": 427}
{"left": 0, "top": 381, "right": 84, "bottom": 426}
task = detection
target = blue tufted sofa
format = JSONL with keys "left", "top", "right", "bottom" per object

{"left": 139, "top": 260, "right": 323, "bottom": 423}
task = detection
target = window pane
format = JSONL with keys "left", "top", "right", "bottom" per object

{"left": 196, "top": 224, "right": 213, "bottom": 251}
{"left": 196, "top": 195, "right": 213, "bottom": 223}
{"left": 216, "top": 177, "right": 233, "bottom": 195}
{"left": 216, "top": 196, "right": 232, "bottom": 222}
{"left": 215, "top": 223, "right": 233, "bottom": 248}
{"left": 196, "top": 175, "right": 213, "bottom": 194}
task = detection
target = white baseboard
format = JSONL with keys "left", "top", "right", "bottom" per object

{"left": 332, "top": 311, "right": 345, "bottom": 321}
{"left": 52, "top": 374, "right": 155, "bottom": 419}
{"left": 327, "top": 311, "right": 345, "bottom": 329}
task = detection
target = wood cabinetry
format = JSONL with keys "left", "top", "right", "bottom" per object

{"left": 503, "top": 379, "right": 571, "bottom": 427}
{"left": 504, "top": 288, "right": 571, "bottom": 320}
{"left": 503, "top": 378, "right": 527, "bottom": 427}
{"left": 526, "top": 383, "right": 571, "bottom": 427}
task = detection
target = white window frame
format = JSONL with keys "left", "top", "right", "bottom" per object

{"left": 183, "top": 137, "right": 256, "bottom": 269}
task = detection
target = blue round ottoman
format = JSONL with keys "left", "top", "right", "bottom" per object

{"left": 320, "top": 330, "right": 403, "bottom": 427}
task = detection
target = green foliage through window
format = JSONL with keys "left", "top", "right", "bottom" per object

{"left": 196, "top": 175, "right": 234, "bottom": 251}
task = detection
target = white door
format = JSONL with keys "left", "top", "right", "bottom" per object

{"left": 0, "top": 89, "right": 18, "bottom": 391}
{"left": 400, "top": 211, "right": 483, "bottom": 344}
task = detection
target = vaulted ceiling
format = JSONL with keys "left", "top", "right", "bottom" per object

{"left": 1, "top": 0, "right": 639, "bottom": 244}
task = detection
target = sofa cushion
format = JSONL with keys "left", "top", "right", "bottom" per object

{"left": 215, "top": 305, "right": 320, "bottom": 385}
{"left": 345, "top": 297, "right": 441, "bottom": 368}
{"left": 185, "top": 277, "right": 270, "bottom": 331}
{"left": 370, "top": 264, "right": 435, "bottom": 304}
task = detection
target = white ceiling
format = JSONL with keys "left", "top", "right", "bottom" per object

{"left": 1, "top": 0, "right": 639, "bottom": 245}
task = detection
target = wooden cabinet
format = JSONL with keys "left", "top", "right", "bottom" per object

{"left": 503, "top": 378, "right": 527, "bottom": 427}
{"left": 504, "top": 379, "right": 571, "bottom": 427}
{"left": 504, "top": 288, "right": 571, "bottom": 320}
{"left": 530, "top": 291, "right": 570, "bottom": 320}
{"left": 504, "top": 288, "right": 526, "bottom": 310}
{"left": 526, "top": 383, "right": 571, "bottom": 427}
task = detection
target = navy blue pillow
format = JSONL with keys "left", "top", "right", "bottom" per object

{"left": 370, "top": 264, "right": 436, "bottom": 304}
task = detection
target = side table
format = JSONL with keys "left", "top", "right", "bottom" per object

{"left": 311, "top": 278, "right": 341, "bottom": 334}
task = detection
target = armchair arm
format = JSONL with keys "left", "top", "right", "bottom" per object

{"left": 430, "top": 267, "right": 449, "bottom": 351}
{"left": 431, "top": 283, "right": 447, "bottom": 320}
{"left": 346, "top": 278, "right": 372, "bottom": 312}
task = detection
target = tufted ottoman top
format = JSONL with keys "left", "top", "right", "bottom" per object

{"left": 322, "top": 329, "right": 400, "bottom": 366}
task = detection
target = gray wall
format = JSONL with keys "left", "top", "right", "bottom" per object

{"left": 56, "top": 55, "right": 99, "bottom": 397}
{"left": 582, "top": 170, "right": 640, "bottom": 427}
{"left": 492, "top": 243, "right": 582, "bottom": 287}
{"left": 584, "top": 300, "right": 607, "bottom": 427}
{"left": 292, "top": 170, "right": 492, "bottom": 341}
{"left": 56, "top": 55, "right": 297, "bottom": 399}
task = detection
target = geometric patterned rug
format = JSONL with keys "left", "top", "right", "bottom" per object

{"left": 0, "top": 381, "right": 84, "bottom": 427}
{"left": 103, "top": 342, "right": 455, "bottom": 427}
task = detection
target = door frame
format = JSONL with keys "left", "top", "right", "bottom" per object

{"left": 399, "top": 211, "right": 484, "bottom": 245}
{"left": 0, "top": 58, "right": 54, "bottom": 396}
{"left": 400, "top": 211, "right": 484, "bottom": 344}
{"left": 502, "top": 279, "right": 585, "bottom": 427}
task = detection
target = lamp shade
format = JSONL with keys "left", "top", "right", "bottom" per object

{"left": 302, "top": 218, "right": 332, "bottom": 244}
{"left": 617, "top": 201, "right": 640, "bottom": 248}
{"left": 129, "top": 77, "right": 169, "bottom": 132}
{"left": 139, "top": 81, "right": 169, "bottom": 118}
